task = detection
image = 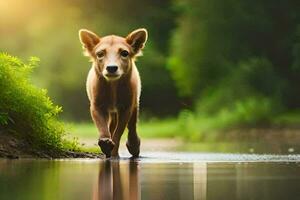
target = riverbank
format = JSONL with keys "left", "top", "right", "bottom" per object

{"left": 1, "top": 122, "right": 299, "bottom": 159}
{"left": 0, "top": 130, "right": 102, "bottom": 159}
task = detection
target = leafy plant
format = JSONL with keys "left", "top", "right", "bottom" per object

{"left": 0, "top": 112, "right": 8, "bottom": 125}
{"left": 0, "top": 53, "right": 79, "bottom": 152}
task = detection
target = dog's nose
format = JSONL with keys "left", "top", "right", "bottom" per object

{"left": 106, "top": 65, "right": 118, "bottom": 73}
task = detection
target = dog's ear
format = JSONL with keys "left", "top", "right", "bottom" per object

{"left": 79, "top": 29, "right": 100, "bottom": 53}
{"left": 126, "top": 28, "right": 148, "bottom": 55}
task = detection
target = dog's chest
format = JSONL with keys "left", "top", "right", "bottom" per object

{"left": 104, "top": 84, "right": 132, "bottom": 112}
{"left": 107, "top": 87, "right": 117, "bottom": 112}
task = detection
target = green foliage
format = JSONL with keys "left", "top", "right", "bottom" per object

{"left": 0, "top": 112, "right": 8, "bottom": 125}
{"left": 196, "top": 57, "right": 282, "bottom": 114}
{"left": 273, "top": 111, "right": 300, "bottom": 126}
{"left": 168, "top": 0, "right": 300, "bottom": 135}
{"left": 170, "top": 0, "right": 300, "bottom": 96}
{"left": 0, "top": 53, "right": 78, "bottom": 151}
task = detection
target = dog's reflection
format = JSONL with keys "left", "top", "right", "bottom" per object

{"left": 93, "top": 160, "right": 140, "bottom": 200}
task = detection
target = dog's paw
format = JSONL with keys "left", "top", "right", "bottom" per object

{"left": 98, "top": 138, "right": 115, "bottom": 158}
{"left": 126, "top": 137, "right": 140, "bottom": 158}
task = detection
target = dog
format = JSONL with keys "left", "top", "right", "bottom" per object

{"left": 79, "top": 28, "right": 147, "bottom": 158}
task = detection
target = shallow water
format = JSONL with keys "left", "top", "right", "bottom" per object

{"left": 1, "top": 152, "right": 300, "bottom": 200}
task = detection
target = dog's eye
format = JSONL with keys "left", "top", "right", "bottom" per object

{"left": 96, "top": 51, "right": 105, "bottom": 59}
{"left": 120, "top": 50, "right": 129, "bottom": 57}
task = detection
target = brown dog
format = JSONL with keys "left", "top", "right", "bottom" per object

{"left": 79, "top": 28, "right": 147, "bottom": 158}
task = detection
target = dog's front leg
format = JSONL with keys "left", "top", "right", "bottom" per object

{"left": 91, "top": 105, "right": 115, "bottom": 157}
{"left": 126, "top": 106, "right": 140, "bottom": 157}
{"left": 110, "top": 109, "right": 131, "bottom": 157}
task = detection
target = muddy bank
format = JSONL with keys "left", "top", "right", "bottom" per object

{"left": 0, "top": 131, "right": 103, "bottom": 159}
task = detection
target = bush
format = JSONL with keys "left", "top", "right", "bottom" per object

{"left": 175, "top": 96, "right": 278, "bottom": 141}
{"left": 0, "top": 53, "right": 78, "bottom": 152}
{"left": 178, "top": 58, "right": 283, "bottom": 139}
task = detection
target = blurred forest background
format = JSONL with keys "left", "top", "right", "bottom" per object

{"left": 1, "top": 0, "right": 300, "bottom": 141}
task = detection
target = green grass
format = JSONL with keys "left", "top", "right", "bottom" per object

{"left": 138, "top": 119, "right": 181, "bottom": 138}
{"left": 69, "top": 110, "right": 300, "bottom": 143}
{"left": 68, "top": 123, "right": 98, "bottom": 139}
{"left": 273, "top": 111, "right": 300, "bottom": 126}
{"left": 69, "top": 119, "right": 181, "bottom": 139}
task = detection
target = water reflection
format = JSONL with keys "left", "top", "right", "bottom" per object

{"left": 93, "top": 161, "right": 208, "bottom": 200}
{"left": 93, "top": 160, "right": 140, "bottom": 200}
{"left": 93, "top": 161, "right": 300, "bottom": 200}
{"left": 0, "top": 158, "right": 299, "bottom": 200}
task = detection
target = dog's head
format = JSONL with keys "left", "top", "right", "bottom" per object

{"left": 79, "top": 28, "right": 147, "bottom": 81}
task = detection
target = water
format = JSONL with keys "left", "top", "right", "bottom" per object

{"left": 1, "top": 153, "right": 300, "bottom": 200}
